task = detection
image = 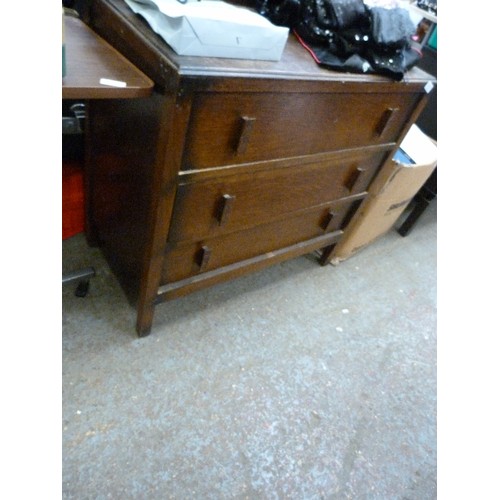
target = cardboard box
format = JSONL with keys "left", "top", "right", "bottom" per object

{"left": 124, "top": 0, "right": 289, "bottom": 61}
{"left": 332, "top": 124, "right": 437, "bottom": 262}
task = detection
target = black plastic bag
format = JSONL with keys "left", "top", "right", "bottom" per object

{"left": 370, "top": 6, "right": 416, "bottom": 49}
{"left": 256, "top": 0, "right": 421, "bottom": 80}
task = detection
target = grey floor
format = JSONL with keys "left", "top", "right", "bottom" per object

{"left": 62, "top": 201, "right": 437, "bottom": 499}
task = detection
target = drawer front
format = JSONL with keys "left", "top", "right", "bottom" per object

{"left": 168, "top": 150, "right": 387, "bottom": 243}
{"left": 183, "top": 91, "right": 419, "bottom": 170}
{"left": 162, "top": 199, "right": 353, "bottom": 284}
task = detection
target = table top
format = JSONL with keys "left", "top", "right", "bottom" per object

{"left": 62, "top": 15, "right": 154, "bottom": 99}
{"left": 90, "top": 0, "right": 434, "bottom": 91}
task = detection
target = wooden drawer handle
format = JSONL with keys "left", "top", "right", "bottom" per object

{"left": 197, "top": 245, "right": 212, "bottom": 272}
{"left": 322, "top": 210, "right": 338, "bottom": 232}
{"left": 344, "top": 167, "right": 366, "bottom": 192}
{"left": 376, "top": 107, "right": 399, "bottom": 137}
{"left": 217, "top": 194, "right": 236, "bottom": 226}
{"left": 235, "top": 116, "right": 256, "bottom": 154}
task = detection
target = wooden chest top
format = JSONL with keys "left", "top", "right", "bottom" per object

{"left": 89, "top": 0, "right": 434, "bottom": 92}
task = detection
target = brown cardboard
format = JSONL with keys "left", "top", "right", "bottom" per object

{"left": 332, "top": 125, "right": 437, "bottom": 262}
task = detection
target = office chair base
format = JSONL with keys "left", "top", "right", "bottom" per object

{"left": 62, "top": 267, "right": 95, "bottom": 297}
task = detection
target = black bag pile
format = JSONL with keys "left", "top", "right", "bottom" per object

{"left": 255, "top": 0, "right": 421, "bottom": 80}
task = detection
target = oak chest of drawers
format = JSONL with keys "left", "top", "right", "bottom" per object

{"left": 86, "top": 0, "right": 434, "bottom": 336}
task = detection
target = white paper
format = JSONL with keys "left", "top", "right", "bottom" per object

{"left": 99, "top": 78, "right": 127, "bottom": 88}
{"left": 424, "top": 81, "right": 434, "bottom": 93}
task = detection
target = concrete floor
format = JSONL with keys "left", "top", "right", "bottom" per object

{"left": 62, "top": 201, "right": 437, "bottom": 499}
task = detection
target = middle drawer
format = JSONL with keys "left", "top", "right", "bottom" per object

{"left": 167, "top": 149, "right": 387, "bottom": 243}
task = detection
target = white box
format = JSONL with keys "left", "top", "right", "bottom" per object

{"left": 124, "top": 0, "right": 289, "bottom": 61}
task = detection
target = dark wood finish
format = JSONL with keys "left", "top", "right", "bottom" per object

{"left": 322, "top": 210, "right": 339, "bottom": 232}
{"left": 157, "top": 230, "right": 344, "bottom": 303}
{"left": 197, "top": 246, "right": 212, "bottom": 272}
{"left": 167, "top": 150, "right": 386, "bottom": 243}
{"left": 217, "top": 194, "right": 237, "bottom": 227}
{"left": 183, "top": 92, "right": 419, "bottom": 170}
{"left": 86, "top": 0, "right": 435, "bottom": 336}
{"left": 235, "top": 117, "right": 257, "bottom": 155}
{"left": 344, "top": 166, "right": 367, "bottom": 193}
{"left": 162, "top": 197, "right": 358, "bottom": 284}
{"left": 62, "top": 15, "right": 153, "bottom": 99}
{"left": 376, "top": 107, "right": 400, "bottom": 137}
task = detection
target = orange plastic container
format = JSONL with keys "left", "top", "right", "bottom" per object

{"left": 62, "top": 161, "right": 85, "bottom": 240}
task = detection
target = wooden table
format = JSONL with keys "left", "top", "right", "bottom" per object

{"left": 62, "top": 13, "right": 153, "bottom": 294}
{"left": 62, "top": 14, "right": 153, "bottom": 99}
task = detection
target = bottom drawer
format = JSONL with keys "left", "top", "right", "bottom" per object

{"left": 161, "top": 197, "right": 358, "bottom": 284}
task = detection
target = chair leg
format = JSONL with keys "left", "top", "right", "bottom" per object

{"left": 397, "top": 194, "right": 431, "bottom": 237}
{"left": 62, "top": 267, "right": 96, "bottom": 297}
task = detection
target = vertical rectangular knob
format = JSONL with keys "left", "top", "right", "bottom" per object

{"left": 322, "top": 210, "right": 338, "bottom": 232}
{"left": 197, "top": 245, "right": 212, "bottom": 272}
{"left": 235, "top": 116, "right": 256, "bottom": 154}
{"left": 344, "top": 167, "right": 366, "bottom": 193}
{"left": 217, "top": 194, "right": 236, "bottom": 226}
{"left": 376, "top": 107, "right": 399, "bottom": 137}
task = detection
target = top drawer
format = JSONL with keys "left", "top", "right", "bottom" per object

{"left": 182, "top": 91, "right": 420, "bottom": 170}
